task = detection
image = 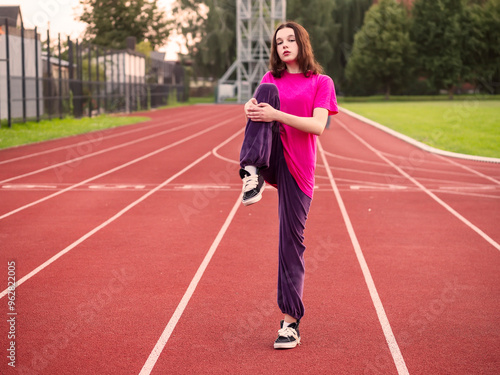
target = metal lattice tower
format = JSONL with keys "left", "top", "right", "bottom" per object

{"left": 217, "top": 0, "right": 286, "bottom": 103}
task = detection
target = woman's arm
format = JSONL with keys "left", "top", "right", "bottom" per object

{"left": 246, "top": 102, "right": 329, "bottom": 136}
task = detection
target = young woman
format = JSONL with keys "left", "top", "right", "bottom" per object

{"left": 239, "top": 21, "right": 338, "bottom": 349}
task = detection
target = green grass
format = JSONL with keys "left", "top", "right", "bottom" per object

{"left": 0, "top": 115, "right": 150, "bottom": 149}
{"left": 341, "top": 100, "right": 500, "bottom": 158}
{"left": 338, "top": 94, "right": 500, "bottom": 103}
{"left": 157, "top": 96, "right": 216, "bottom": 109}
{"left": 0, "top": 97, "right": 218, "bottom": 149}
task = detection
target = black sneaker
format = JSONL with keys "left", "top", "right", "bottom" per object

{"left": 239, "top": 168, "right": 265, "bottom": 206}
{"left": 274, "top": 320, "right": 301, "bottom": 349}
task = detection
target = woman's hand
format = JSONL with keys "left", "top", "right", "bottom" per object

{"left": 245, "top": 97, "right": 328, "bottom": 135}
{"left": 244, "top": 98, "right": 258, "bottom": 118}
{"left": 247, "top": 102, "right": 278, "bottom": 123}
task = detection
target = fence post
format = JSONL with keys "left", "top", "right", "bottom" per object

{"left": 35, "top": 26, "right": 40, "bottom": 122}
{"left": 21, "top": 20, "right": 26, "bottom": 123}
{"left": 74, "top": 39, "right": 83, "bottom": 118}
{"left": 58, "top": 33, "right": 62, "bottom": 119}
{"left": 103, "top": 47, "right": 108, "bottom": 113}
{"left": 116, "top": 53, "right": 120, "bottom": 112}
{"left": 47, "top": 29, "right": 52, "bottom": 120}
{"left": 134, "top": 55, "right": 138, "bottom": 111}
{"left": 125, "top": 52, "right": 129, "bottom": 113}
{"left": 110, "top": 50, "right": 114, "bottom": 112}
{"left": 88, "top": 44, "right": 92, "bottom": 117}
{"left": 96, "top": 45, "right": 100, "bottom": 115}
{"left": 5, "top": 18, "right": 12, "bottom": 128}
{"left": 67, "top": 36, "right": 74, "bottom": 117}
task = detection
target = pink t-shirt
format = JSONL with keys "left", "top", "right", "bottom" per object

{"left": 261, "top": 70, "right": 338, "bottom": 198}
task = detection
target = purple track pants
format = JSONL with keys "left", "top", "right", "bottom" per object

{"left": 239, "top": 83, "right": 312, "bottom": 320}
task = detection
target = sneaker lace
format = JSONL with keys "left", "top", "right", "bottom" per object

{"left": 277, "top": 326, "right": 299, "bottom": 340}
{"left": 242, "top": 174, "right": 259, "bottom": 192}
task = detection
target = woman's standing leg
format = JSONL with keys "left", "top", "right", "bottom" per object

{"left": 272, "top": 136, "right": 312, "bottom": 349}
{"left": 276, "top": 171, "right": 311, "bottom": 321}
{"left": 239, "top": 82, "right": 310, "bottom": 349}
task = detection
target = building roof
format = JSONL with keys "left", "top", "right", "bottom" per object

{"left": 41, "top": 52, "right": 71, "bottom": 67}
{"left": 0, "top": 6, "right": 22, "bottom": 27}
{"left": 150, "top": 51, "right": 166, "bottom": 61}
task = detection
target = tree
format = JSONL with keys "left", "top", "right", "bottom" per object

{"left": 345, "top": 0, "right": 415, "bottom": 98}
{"left": 328, "top": 0, "right": 374, "bottom": 93}
{"left": 481, "top": 0, "right": 500, "bottom": 94}
{"left": 287, "top": 0, "right": 336, "bottom": 73}
{"left": 411, "top": 0, "right": 464, "bottom": 98}
{"left": 79, "top": 0, "right": 171, "bottom": 50}
{"left": 461, "top": 0, "right": 500, "bottom": 94}
{"left": 172, "top": 0, "right": 373, "bottom": 87}
{"left": 288, "top": 0, "right": 373, "bottom": 92}
{"left": 172, "top": 0, "right": 236, "bottom": 78}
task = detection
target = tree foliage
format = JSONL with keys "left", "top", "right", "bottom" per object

{"left": 411, "top": 0, "right": 465, "bottom": 98}
{"left": 173, "top": 0, "right": 372, "bottom": 89}
{"left": 171, "top": 0, "right": 499, "bottom": 96}
{"left": 345, "top": 0, "right": 415, "bottom": 98}
{"left": 461, "top": 0, "right": 500, "bottom": 93}
{"left": 287, "top": 0, "right": 336, "bottom": 72}
{"left": 328, "top": 0, "right": 374, "bottom": 91}
{"left": 172, "top": 0, "right": 236, "bottom": 78}
{"left": 79, "top": 0, "right": 171, "bottom": 50}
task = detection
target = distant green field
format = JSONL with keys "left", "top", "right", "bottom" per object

{"left": 340, "top": 100, "right": 500, "bottom": 158}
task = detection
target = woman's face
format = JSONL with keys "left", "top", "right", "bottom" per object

{"left": 276, "top": 27, "right": 299, "bottom": 64}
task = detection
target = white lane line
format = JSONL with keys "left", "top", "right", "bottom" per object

{"left": 0, "top": 119, "right": 147, "bottom": 165}
{"left": 336, "top": 118, "right": 500, "bottom": 252}
{"left": 324, "top": 149, "right": 499, "bottom": 182}
{"left": 0, "top": 110, "right": 207, "bottom": 165}
{"left": 323, "top": 150, "right": 388, "bottom": 167}
{"left": 212, "top": 127, "right": 244, "bottom": 165}
{"left": 0, "top": 112, "right": 225, "bottom": 184}
{"left": 2, "top": 184, "right": 58, "bottom": 189}
{"left": 318, "top": 139, "right": 409, "bottom": 375}
{"left": 317, "top": 164, "right": 499, "bottom": 191}
{"left": 339, "top": 107, "right": 500, "bottom": 164}
{"left": 138, "top": 194, "right": 241, "bottom": 375}
{"left": 174, "top": 184, "right": 231, "bottom": 190}
{"left": 431, "top": 189, "right": 500, "bottom": 200}
{"left": 350, "top": 185, "right": 408, "bottom": 191}
{"left": 0, "top": 152, "right": 212, "bottom": 300}
{"left": 88, "top": 184, "right": 147, "bottom": 190}
{"left": 434, "top": 153, "right": 500, "bottom": 185}
{"left": 0, "top": 115, "right": 241, "bottom": 220}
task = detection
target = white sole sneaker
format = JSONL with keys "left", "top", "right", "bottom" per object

{"left": 273, "top": 321, "right": 301, "bottom": 349}
{"left": 242, "top": 183, "right": 265, "bottom": 206}
{"left": 273, "top": 337, "right": 301, "bottom": 349}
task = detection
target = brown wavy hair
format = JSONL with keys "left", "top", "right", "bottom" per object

{"left": 269, "top": 21, "right": 323, "bottom": 78}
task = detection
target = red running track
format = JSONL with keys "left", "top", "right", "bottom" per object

{"left": 0, "top": 105, "right": 499, "bottom": 374}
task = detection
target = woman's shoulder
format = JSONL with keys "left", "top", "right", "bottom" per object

{"left": 303, "top": 71, "right": 333, "bottom": 83}
{"left": 312, "top": 74, "right": 334, "bottom": 89}
{"left": 315, "top": 73, "right": 333, "bottom": 83}
{"left": 261, "top": 71, "right": 276, "bottom": 82}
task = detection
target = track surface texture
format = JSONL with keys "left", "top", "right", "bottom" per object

{"left": 1, "top": 105, "right": 499, "bottom": 375}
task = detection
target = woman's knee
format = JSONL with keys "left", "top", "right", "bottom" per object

{"left": 254, "top": 83, "right": 280, "bottom": 104}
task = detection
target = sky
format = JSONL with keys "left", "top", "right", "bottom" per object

{"left": 1, "top": 0, "right": 184, "bottom": 60}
